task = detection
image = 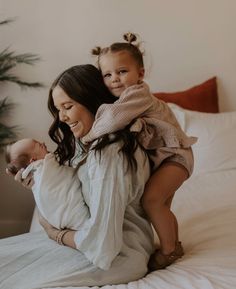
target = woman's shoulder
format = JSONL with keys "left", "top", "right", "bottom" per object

{"left": 88, "top": 139, "right": 123, "bottom": 162}
{"left": 87, "top": 139, "right": 149, "bottom": 175}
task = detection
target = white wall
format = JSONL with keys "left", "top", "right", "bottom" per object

{"left": 1, "top": 0, "right": 236, "bottom": 236}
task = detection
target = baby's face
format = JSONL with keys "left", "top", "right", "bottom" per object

{"left": 11, "top": 139, "right": 48, "bottom": 161}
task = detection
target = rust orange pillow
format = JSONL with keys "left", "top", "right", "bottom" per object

{"left": 153, "top": 77, "right": 219, "bottom": 113}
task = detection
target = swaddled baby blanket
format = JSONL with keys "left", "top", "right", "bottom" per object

{"left": 23, "top": 153, "right": 89, "bottom": 229}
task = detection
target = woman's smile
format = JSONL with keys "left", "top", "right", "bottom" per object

{"left": 69, "top": 121, "right": 83, "bottom": 135}
{"left": 52, "top": 86, "right": 95, "bottom": 139}
{"left": 69, "top": 122, "right": 79, "bottom": 129}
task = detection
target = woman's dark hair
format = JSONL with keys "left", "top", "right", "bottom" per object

{"left": 48, "top": 64, "right": 142, "bottom": 170}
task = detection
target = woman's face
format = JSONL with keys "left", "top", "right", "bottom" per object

{"left": 52, "top": 86, "right": 95, "bottom": 139}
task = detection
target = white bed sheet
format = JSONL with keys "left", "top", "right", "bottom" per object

{"left": 30, "top": 168, "right": 236, "bottom": 289}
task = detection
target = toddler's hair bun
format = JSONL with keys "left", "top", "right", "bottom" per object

{"left": 91, "top": 46, "right": 102, "bottom": 56}
{"left": 123, "top": 32, "right": 137, "bottom": 44}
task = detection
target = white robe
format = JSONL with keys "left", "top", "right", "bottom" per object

{"left": 22, "top": 153, "right": 89, "bottom": 230}
{"left": 0, "top": 141, "right": 154, "bottom": 289}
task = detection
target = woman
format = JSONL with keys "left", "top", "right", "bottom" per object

{"left": 1, "top": 64, "right": 154, "bottom": 289}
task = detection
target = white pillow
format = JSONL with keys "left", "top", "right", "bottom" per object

{"left": 169, "top": 103, "right": 236, "bottom": 175}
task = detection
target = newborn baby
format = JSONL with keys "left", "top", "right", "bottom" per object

{"left": 5, "top": 138, "right": 89, "bottom": 230}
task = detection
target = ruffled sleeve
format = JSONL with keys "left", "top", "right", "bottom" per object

{"left": 130, "top": 116, "right": 197, "bottom": 150}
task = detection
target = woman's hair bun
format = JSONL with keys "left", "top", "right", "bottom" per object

{"left": 91, "top": 46, "right": 102, "bottom": 56}
{"left": 123, "top": 32, "right": 137, "bottom": 44}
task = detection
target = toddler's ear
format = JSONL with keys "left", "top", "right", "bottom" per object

{"left": 138, "top": 68, "right": 145, "bottom": 81}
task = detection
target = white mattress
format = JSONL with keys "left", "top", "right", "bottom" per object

{"left": 31, "top": 168, "right": 236, "bottom": 289}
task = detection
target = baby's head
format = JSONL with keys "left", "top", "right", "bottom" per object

{"left": 5, "top": 138, "right": 48, "bottom": 175}
{"left": 92, "top": 32, "right": 145, "bottom": 97}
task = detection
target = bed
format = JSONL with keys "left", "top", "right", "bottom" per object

{"left": 29, "top": 79, "right": 236, "bottom": 289}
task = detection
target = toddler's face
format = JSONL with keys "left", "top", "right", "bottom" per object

{"left": 11, "top": 139, "right": 48, "bottom": 161}
{"left": 99, "top": 51, "right": 144, "bottom": 97}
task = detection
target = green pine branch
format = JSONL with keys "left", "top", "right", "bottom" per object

{"left": 0, "top": 17, "right": 44, "bottom": 149}
{"left": 0, "top": 97, "right": 15, "bottom": 117}
{"left": 0, "top": 48, "right": 44, "bottom": 88}
{"left": 0, "top": 17, "right": 16, "bottom": 26}
{"left": 0, "top": 48, "right": 41, "bottom": 66}
{"left": 0, "top": 75, "right": 43, "bottom": 88}
{"left": 0, "top": 98, "right": 17, "bottom": 149}
{"left": 0, "top": 123, "right": 17, "bottom": 148}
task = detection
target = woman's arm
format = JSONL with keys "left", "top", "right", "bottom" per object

{"left": 38, "top": 213, "right": 76, "bottom": 248}
{"left": 83, "top": 83, "right": 152, "bottom": 143}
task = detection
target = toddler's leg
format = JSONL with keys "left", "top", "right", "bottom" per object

{"left": 142, "top": 161, "right": 188, "bottom": 269}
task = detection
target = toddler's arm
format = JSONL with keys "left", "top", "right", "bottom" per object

{"left": 82, "top": 83, "right": 152, "bottom": 143}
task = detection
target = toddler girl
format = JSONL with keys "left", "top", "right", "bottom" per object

{"left": 83, "top": 33, "right": 197, "bottom": 269}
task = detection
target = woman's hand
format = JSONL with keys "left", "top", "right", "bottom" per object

{"left": 38, "top": 213, "right": 76, "bottom": 248}
{"left": 38, "top": 212, "right": 59, "bottom": 241}
{"left": 38, "top": 213, "right": 77, "bottom": 248}
{"left": 6, "top": 168, "right": 34, "bottom": 189}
